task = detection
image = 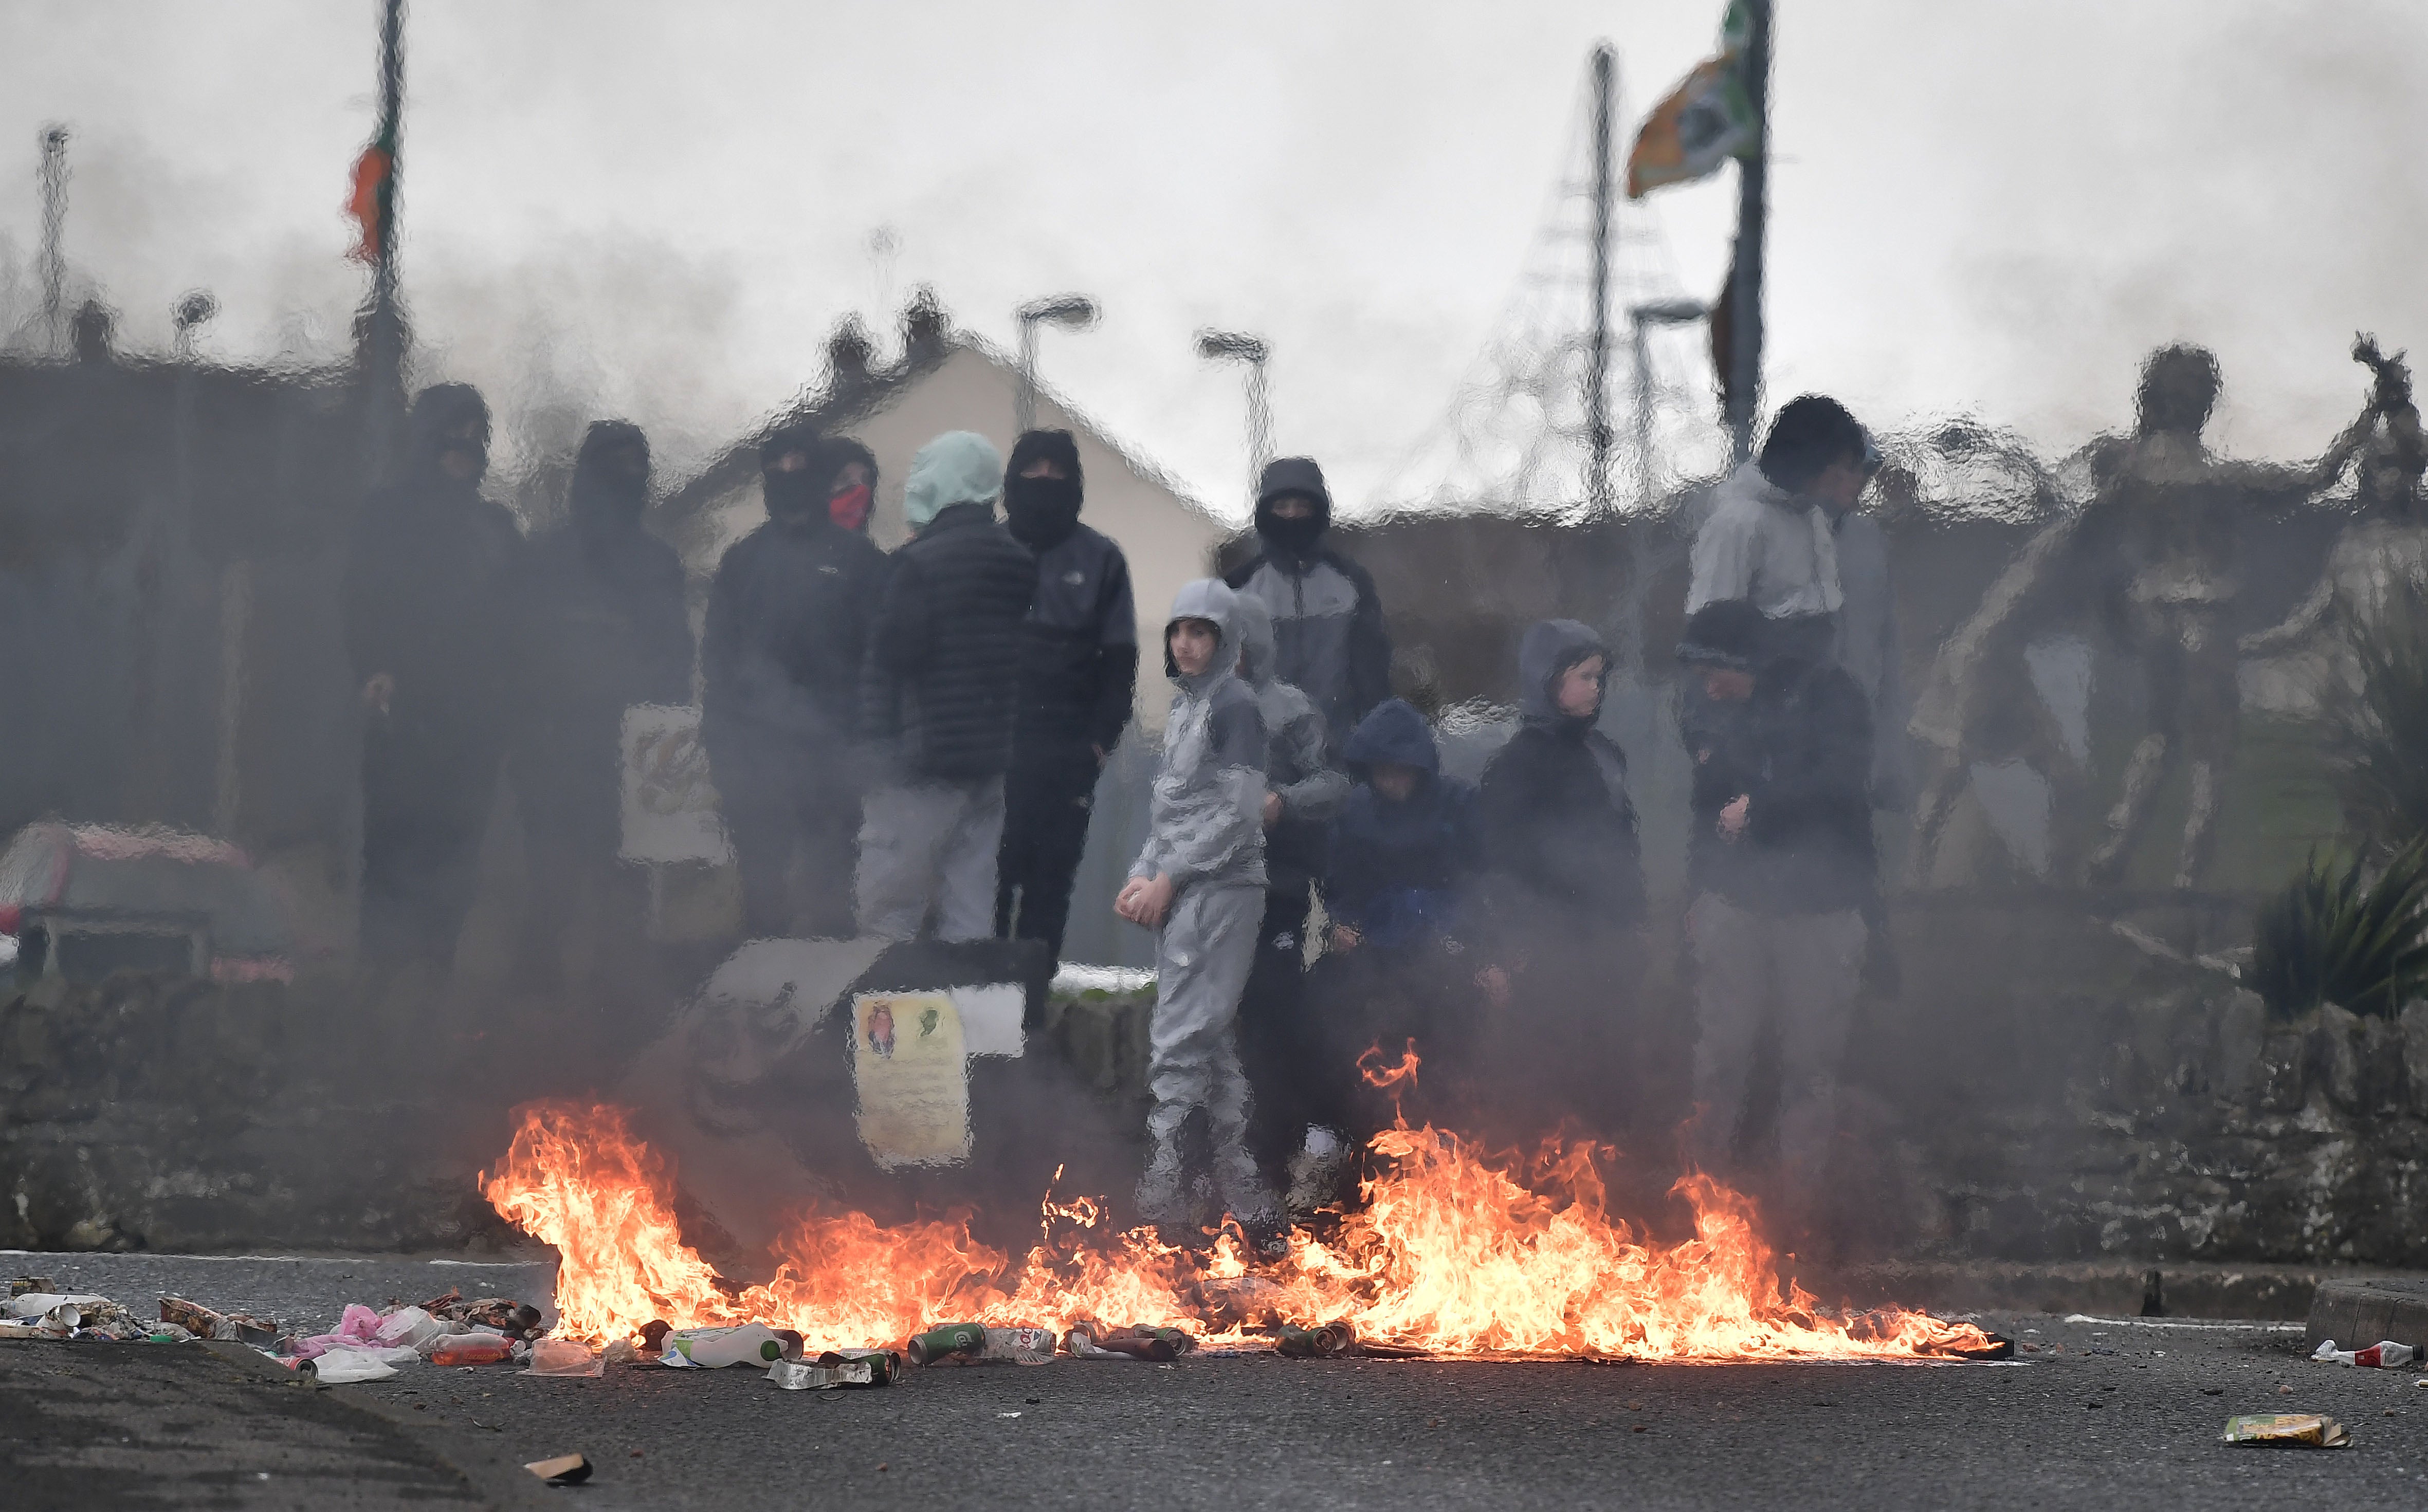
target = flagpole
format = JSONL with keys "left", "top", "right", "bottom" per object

{"left": 1585, "top": 44, "right": 1616, "bottom": 515}
{"left": 362, "top": 0, "right": 407, "bottom": 476}
{"left": 1726, "top": 0, "right": 1770, "bottom": 463}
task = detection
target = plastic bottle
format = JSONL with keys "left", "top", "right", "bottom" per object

{"left": 658, "top": 1323, "right": 804, "bottom": 1369}
{"left": 427, "top": 1333, "right": 514, "bottom": 1367}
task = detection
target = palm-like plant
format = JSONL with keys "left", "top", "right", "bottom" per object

{"left": 2331, "top": 585, "right": 2428, "bottom": 855}
{"left": 2247, "top": 842, "right": 2428, "bottom": 1021}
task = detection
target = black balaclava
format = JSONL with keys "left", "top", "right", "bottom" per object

{"left": 408, "top": 382, "right": 491, "bottom": 492}
{"left": 570, "top": 419, "right": 650, "bottom": 532}
{"left": 760, "top": 422, "right": 824, "bottom": 530}
{"left": 1254, "top": 456, "right": 1332, "bottom": 567}
{"left": 1004, "top": 429, "right": 1085, "bottom": 549}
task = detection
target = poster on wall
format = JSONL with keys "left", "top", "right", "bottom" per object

{"left": 850, "top": 991, "right": 973, "bottom": 1169}
{"left": 620, "top": 704, "right": 731, "bottom": 865}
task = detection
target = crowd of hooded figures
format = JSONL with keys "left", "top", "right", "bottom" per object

{"left": 339, "top": 378, "right": 2128, "bottom": 1255}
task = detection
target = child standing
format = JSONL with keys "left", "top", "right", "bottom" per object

{"left": 1116, "top": 580, "right": 1283, "bottom": 1236}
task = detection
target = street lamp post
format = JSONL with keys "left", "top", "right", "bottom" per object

{"left": 1196, "top": 329, "right": 1271, "bottom": 508}
{"left": 1015, "top": 294, "right": 1099, "bottom": 433}
{"left": 1621, "top": 298, "right": 1708, "bottom": 676}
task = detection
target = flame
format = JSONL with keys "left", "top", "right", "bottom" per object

{"left": 484, "top": 1099, "right": 1995, "bottom": 1361}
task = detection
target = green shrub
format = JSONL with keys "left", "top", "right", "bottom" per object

{"left": 2332, "top": 586, "right": 2428, "bottom": 854}
{"left": 2248, "top": 842, "right": 2428, "bottom": 1021}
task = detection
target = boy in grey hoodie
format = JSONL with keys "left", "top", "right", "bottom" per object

{"left": 1115, "top": 579, "right": 1283, "bottom": 1233}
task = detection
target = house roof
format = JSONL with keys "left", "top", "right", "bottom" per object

{"left": 651, "top": 327, "right": 1221, "bottom": 537}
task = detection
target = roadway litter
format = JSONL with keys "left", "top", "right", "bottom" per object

{"left": 522, "top": 1338, "right": 606, "bottom": 1377}
{"left": 2222, "top": 1414, "right": 2351, "bottom": 1447}
{"left": 2312, "top": 1339, "right": 2419, "bottom": 1368}
{"left": 524, "top": 1454, "right": 593, "bottom": 1485}
{"left": 658, "top": 1323, "right": 803, "bottom": 1368}
{"left": 766, "top": 1349, "right": 898, "bottom": 1390}
{"left": 907, "top": 1323, "right": 1055, "bottom": 1365}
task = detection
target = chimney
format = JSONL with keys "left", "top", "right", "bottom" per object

{"left": 900, "top": 285, "right": 947, "bottom": 362}
{"left": 827, "top": 316, "right": 873, "bottom": 394}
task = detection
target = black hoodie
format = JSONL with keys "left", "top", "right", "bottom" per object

{"left": 1003, "top": 430, "right": 1139, "bottom": 766}
{"left": 1476, "top": 620, "right": 1646, "bottom": 933}
{"left": 1223, "top": 456, "right": 1393, "bottom": 751}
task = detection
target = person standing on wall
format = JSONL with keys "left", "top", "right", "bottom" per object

{"left": 701, "top": 427, "right": 889, "bottom": 939}
{"left": 995, "top": 429, "right": 1138, "bottom": 967}
{"left": 855, "top": 431, "right": 1036, "bottom": 942}
{"left": 344, "top": 383, "right": 526, "bottom": 974}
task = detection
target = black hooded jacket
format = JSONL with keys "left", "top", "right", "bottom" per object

{"left": 860, "top": 501, "right": 1038, "bottom": 781}
{"left": 343, "top": 384, "right": 528, "bottom": 753}
{"left": 701, "top": 450, "right": 890, "bottom": 755}
{"left": 1476, "top": 620, "right": 1647, "bottom": 935}
{"left": 1004, "top": 430, "right": 1138, "bottom": 767}
{"left": 1325, "top": 699, "right": 1482, "bottom": 949}
{"left": 1682, "top": 654, "right": 1876, "bottom": 915}
{"left": 1223, "top": 457, "right": 1392, "bottom": 752}
{"left": 513, "top": 422, "right": 693, "bottom": 797}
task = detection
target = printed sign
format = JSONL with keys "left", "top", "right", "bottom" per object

{"left": 620, "top": 704, "right": 731, "bottom": 865}
{"left": 850, "top": 991, "right": 972, "bottom": 1169}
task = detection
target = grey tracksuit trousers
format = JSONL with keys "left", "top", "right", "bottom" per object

{"left": 1140, "top": 879, "right": 1271, "bottom": 1225}
{"left": 854, "top": 776, "right": 1007, "bottom": 942}
{"left": 1686, "top": 891, "right": 1866, "bottom": 1187}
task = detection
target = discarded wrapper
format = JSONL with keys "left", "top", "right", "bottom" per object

{"left": 2222, "top": 1414, "right": 2351, "bottom": 1448}
{"left": 522, "top": 1338, "right": 605, "bottom": 1378}
{"left": 156, "top": 1296, "right": 279, "bottom": 1347}
{"left": 525, "top": 1454, "right": 593, "bottom": 1485}
{"left": 1063, "top": 1325, "right": 1177, "bottom": 1362}
{"left": 2311, "top": 1338, "right": 2419, "bottom": 1369}
{"left": 766, "top": 1351, "right": 894, "bottom": 1391}
{"left": 10, "top": 1277, "right": 57, "bottom": 1298}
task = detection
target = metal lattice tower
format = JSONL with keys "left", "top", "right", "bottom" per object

{"left": 1377, "top": 50, "right": 1727, "bottom": 519}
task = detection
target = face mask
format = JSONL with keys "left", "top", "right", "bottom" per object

{"left": 1005, "top": 474, "right": 1083, "bottom": 548}
{"left": 827, "top": 484, "right": 872, "bottom": 532}
{"left": 1256, "top": 504, "right": 1325, "bottom": 561}
{"left": 764, "top": 467, "right": 819, "bottom": 526}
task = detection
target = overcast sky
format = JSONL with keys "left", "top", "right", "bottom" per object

{"left": 3, "top": 1, "right": 2422, "bottom": 517}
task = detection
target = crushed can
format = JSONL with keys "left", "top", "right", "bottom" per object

{"left": 1273, "top": 1321, "right": 1356, "bottom": 1358}
{"left": 908, "top": 1323, "right": 987, "bottom": 1366}
{"left": 819, "top": 1348, "right": 900, "bottom": 1385}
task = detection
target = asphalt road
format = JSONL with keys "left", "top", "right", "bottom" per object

{"left": 9, "top": 1252, "right": 2428, "bottom": 1510}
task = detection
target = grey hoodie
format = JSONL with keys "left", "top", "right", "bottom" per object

{"left": 1132, "top": 580, "right": 1270, "bottom": 891}
{"left": 1233, "top": 593, "right": 1348, "bottom": 895}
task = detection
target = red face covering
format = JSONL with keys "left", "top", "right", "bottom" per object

{"left": 827, "top": 484, "right": 872, "bottom": 532}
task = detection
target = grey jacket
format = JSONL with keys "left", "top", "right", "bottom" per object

{"left": 1133, "top": 579, "right": 1270, "bottom": 892}
{"left": 1233, "top": 593, "right": 1347, "bottom": 896}
{"left": 1687, "top": 460, "right": 1845, "bottom": 620}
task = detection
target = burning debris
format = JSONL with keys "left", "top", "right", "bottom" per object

{"left": 479, "top": 1098, "right": 2003, "bottom": 1364}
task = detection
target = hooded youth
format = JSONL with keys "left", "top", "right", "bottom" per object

{"left": 1326, "top": 698, "right": 1481, "bottom": 950}
{"left": 1476, "top": 620, "right": 1647, "bottom": 929}
{"left": 1003, "top": 429, "right": 1138, "bottom": 766}
{"left": 514, "top": 421, "right": 693, "bottom": 780}
{"left": 860, "top": 432, "right": 1037, "bottom": 781}
{"left": 1224, "top": 457, "right": 1392, "bottom": 752}
{"left": 702, "top": 423, "right": 890, "bottom": 752}
{"left": 1133, "top": 579, "right": 1269, "bottom": 893}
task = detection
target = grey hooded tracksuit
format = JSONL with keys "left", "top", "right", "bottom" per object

{"left": 1131, "top": 579, "right": 1281, "bottom": 1228}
